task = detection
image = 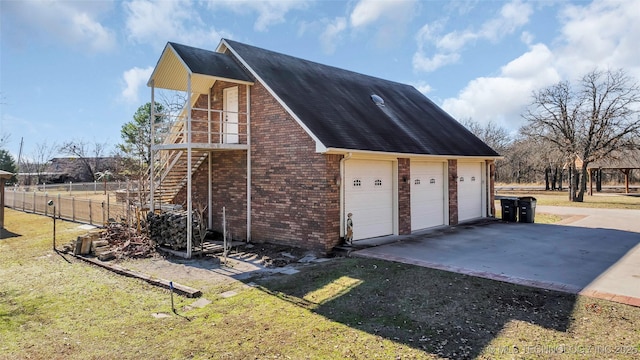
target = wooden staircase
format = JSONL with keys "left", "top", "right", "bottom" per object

{"left": 151, "top": 150, "right": 208, "bottom": 206}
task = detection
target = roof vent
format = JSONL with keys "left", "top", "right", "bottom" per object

{"left": 370, "top": 94, "right": 385, "bottom": 107}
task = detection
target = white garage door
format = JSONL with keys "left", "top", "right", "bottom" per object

{"left": 411, "top": 162, "right": 445, "bottom": 231}
{"left": 457, "top": 162, "right": 483, "bottom": 222}
{"left": 345, "top": 160, "right": 394, "bottom": 240}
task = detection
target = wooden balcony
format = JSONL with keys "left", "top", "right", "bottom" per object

{"left": 151, "top": 107, "right": 249, "bottom": 152}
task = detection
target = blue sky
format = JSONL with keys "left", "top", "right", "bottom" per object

{"left": 2, "top": 0, "right": 639, "bottom": 161}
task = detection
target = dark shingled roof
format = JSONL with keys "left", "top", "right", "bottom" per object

{"left": 223, "top": 39, "right": 499, "bottom": 157}
{"left": 169, "top": 42, "right": 252, "bottom": 83}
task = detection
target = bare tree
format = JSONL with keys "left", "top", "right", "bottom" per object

{"left": 21, "top": 140, "right": 59, "bottom": 185}
{"left": 522, "top": 69, "right": 640, "bottom": 201}
{"left": 460, "top": 118, "right": 512, "bottom": 154}
{"left": 59, "top": 139, "right": 109, "bottom": 181}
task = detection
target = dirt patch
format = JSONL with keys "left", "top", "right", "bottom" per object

{"left": 111, "top": 242, "right": 331, "bottom": 292}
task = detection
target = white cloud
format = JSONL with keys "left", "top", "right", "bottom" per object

{"left": 2, "top": 0, "right": 116, "bottom": 52}
{"left": 413, "top": 0, "right": 532, "bottom": 72}
{"left": 412, "top": 52, "right": 460, "bottom": 73}
{"left": 441, "top": 43, "right": 559, "bottom": 129}
{"left": 349, "top": 0, "right": 417, "bottom": 48}
{"left": 320, "top": 17, "right": 347, "bottom": 54}
{"left": 351, "top": 0, "right": 396, "bottom": 28}
{"left": 412, "top": 81, "right": 433, "bottom": 95}
{"left": 121, "top": 66, "right": 154, "bottom": 103}
{"left": 210, "top": 0, "right": 309, "bottom": 32}
{"left": 439, "top": 0, "right": 640, "bottom": 132}
{"left": 124, "top": 0, "right": 228, "bottom": 48}
{"left": 555, "top": 0, "right": 640, "bottom": 80}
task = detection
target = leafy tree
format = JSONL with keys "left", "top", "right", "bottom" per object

{"left": 0, "top": 149, "right": 18, "bottom": 184}
{"left": 117, "top": 102, "right": 166, "bottom": 175}
{"left": 522, "top": 69, "right": 640, "bottom": 201}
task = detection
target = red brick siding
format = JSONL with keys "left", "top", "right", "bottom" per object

{"left": 487, "top": 160, "right": 495, "bottom": 216}
{"left": 250, "top": 80, "right": 341, "bottom": 252}
{"left": 448, "top": 159, "right": 458, "bottom": 225}
{"left": 190, "top": 82, "right": 249, "bottom": 145}
{"left": 170, "top": 79, "right": 341, "bottom": 252}
{"left": 398, "top": 158, "right": 411, "bottom": 234}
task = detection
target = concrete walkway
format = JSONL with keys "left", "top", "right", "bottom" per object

{"left": 353, "top": 206, "right": 640, "bottom": 307}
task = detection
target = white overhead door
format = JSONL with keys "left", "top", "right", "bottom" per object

{"left": 345, "top": 160, "right": 394, "bottom": 240}
{"left": 457, "top": 162, "right": 483, "bottom": 222}
{"left": 411, "top": 162, "right": 445, "bottom": 231}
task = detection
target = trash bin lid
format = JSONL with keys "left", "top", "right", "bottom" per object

{"left": 518, "top": 196, "right": 537, "bottom": 202}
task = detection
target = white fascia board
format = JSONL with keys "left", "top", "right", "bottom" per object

{"left": 220, "top": 39, "right": 327, "bottom": 153}
{"left": 323, "top": 147, "right": 502, "bottom": 161}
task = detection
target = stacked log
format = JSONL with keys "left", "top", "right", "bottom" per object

{"left": 146, "top": 211, "right": 201, "bottom": 250}
{"left": 100, "top": 222, "right": 154, "bottom": 258}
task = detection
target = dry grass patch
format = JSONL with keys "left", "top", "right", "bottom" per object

{"left": 497, "top": 190, "right": 640, "bottom": 210}
{"left": 2, "top": 209, "right": 639, "bottom": 359}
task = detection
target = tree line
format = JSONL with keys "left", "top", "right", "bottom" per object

{"left": 466, "top": 68, "right": 640, "bottom": 201}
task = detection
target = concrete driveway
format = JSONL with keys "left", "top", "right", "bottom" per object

{"left": 353, "top": 205, "right": 640, "bottom": 307}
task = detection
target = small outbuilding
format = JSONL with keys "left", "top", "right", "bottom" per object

{"left": 147, "top": 39, "right": 501, "bottom": 255}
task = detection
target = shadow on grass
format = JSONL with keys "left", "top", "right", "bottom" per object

{"left": 254, "top": 258, "right": 577, "bottom": 359}
{"left": 0, "top": 228, "right": 22, "bottom": 240}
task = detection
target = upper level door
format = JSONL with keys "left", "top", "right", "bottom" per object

{"left": 223, "top": 86, "right": 239, "bottom": 144}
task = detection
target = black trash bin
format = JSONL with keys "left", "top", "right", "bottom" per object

{"left": 518, "top": 196, "right": 537, "bottom": 223}
{"left": 500, "top": 198, "right": 518, "bottom": 222}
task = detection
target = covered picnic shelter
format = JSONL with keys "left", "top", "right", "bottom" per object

{"left": 587, "top": 151, "right": 640, "bottom": 195}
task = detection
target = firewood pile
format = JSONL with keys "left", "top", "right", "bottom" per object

{"left": 100, "top": 222, "right": 155, "bottom": 259}
{"left": 146, "top": 211, "right": 202, "bottom": 250}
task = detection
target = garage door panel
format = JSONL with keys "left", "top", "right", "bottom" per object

{"left": 411, "top": 162, "right": 445, "bottom": 230}
{"left": 345, "top": 160, "right": 393, "bottom": 240}
{"left": 458, "top": 162, "right": 482, "bottom": 221}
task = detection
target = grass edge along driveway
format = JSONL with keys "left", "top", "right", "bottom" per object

{"left": 1, "top": 208, "right": 639, "bottom": 359}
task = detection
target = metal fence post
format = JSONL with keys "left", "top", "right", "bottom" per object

{"left": 72, "top": 197, "right": 76, "bottom": 222}
{"left": 89, "top": 199, "right": 92, "bottom": 225}
{"left": 57, "top": 194, "right": 61, "bottom": 219}
{"left": 45, "top": 193, "right": 48, "bottom": 216}
{"left": 101, "top": 201, "right": 105, "bottom": 226}
{"left": 33, "top": 192, "right": 36, "bottom": 213}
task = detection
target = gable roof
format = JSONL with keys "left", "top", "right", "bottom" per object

{"left": 221, "top": 39, "right": 499, "bottom": 157}
{"left": 148, "top": 42, "right": 252, "bottom": 93}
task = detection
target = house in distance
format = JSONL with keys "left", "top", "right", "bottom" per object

{"left": 147, "top": 39, "right": 500, "bottom": 257}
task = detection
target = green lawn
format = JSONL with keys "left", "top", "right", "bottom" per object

{"left": 2, "top": 209, "right": 639, "bottom": 359}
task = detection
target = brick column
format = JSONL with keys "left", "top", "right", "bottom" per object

{"left": 448, "top": 159, "right": 458, "bottom": 225}
{"left": 487, "top": 160, "right": 496, "bottom": 217}
{"left": 397, "top": 158, "right": 411, "bottom": 235}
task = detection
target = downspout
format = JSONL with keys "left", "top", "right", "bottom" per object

{"left": 149, "top": 80, "right": 155, "bottom": 212}
{"left": 186, "top": 73, "right": 192, "bottom": 259}
{"left": 339, "top": 152, "right": 352, "bottom": 238}
{"left": 207, "top": 88, "right": 212, "bottom": 229}
{"left": 246, "top": 84, "right": 251, "bottom": 242}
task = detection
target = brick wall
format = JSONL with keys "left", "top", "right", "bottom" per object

{"left": 190, "top": 82, "right": 249, "bottom": 144}
{"left": 398, "top": 158, "right": 411, "bottom": 235}
{"left": 170, "top": 76, "right": 341, "bottom": 252}
{"left": 250, "top": 80, "right": 341, "bottom": 252}
{"left": 448, "top": 159, "right": 458, "bottom": 225}
{"left": 487, "top": 160, "right": 495, "bottom": 216}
